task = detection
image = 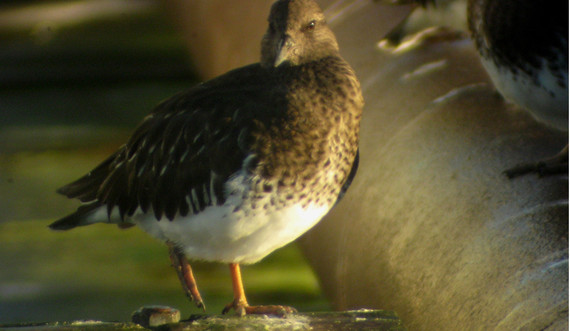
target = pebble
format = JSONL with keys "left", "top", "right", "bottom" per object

{"left": 131, "top": 305, "right": 181, "bottom": 328}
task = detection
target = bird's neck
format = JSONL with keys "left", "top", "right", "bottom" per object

{"left": 280, "top": 55, "right": 363, "bottom": 110}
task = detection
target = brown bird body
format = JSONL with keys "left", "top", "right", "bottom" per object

{"left": 50, "top": 0, "right": 363, "bottom": 316}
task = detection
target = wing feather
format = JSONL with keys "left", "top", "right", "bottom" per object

{"left": 58, "top": 63, "right": 276, "bottom": 222}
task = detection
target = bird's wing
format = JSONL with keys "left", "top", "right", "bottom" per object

{"left": 334, "top": 149, "right": 358, "bottom": 205}
{"left": 58, "top": 63, "right": 278, "bottom": 221}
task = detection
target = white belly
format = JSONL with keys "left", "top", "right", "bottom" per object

{"left": 133, "top": 172, "right": 332, "bottom": 264}
{"left": 480, "top": 56, "right": 568, "bottom": 132}
{"left": 135, "top": 201, "right": 329, "bottom": 264}
{"left": 80, "top": 166, "right": 340, "bottom": 264}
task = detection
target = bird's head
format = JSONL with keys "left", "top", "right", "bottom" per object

{"left": 261, "top": 0, "right": 340, "bottom": 68}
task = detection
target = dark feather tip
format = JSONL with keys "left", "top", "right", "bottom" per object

{"left": 49, "top": 214, "right": 80, "bottom": 231}
{"left": 49, "top": 203, "right": 100, "bottom": 230}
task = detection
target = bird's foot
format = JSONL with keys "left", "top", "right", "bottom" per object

{"left": 504, "top": 146, "right": 568, "bottom": 179}
{"left": 222, "top": 298, "right": 296, "bottom": 317}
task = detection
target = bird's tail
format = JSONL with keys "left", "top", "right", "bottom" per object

{"left": 49, "top": 203, "right": 106, "bottom": 230}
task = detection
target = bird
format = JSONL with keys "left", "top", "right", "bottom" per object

{"left": 49, "top": 0, "right": 363, "bottom": 317}
{"left": 467, "top": 0, "right": 568, "bottom": 177}
{"left": 384, "top": 0, "right": 568, "bottom": 177}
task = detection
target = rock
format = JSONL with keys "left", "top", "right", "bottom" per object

{"left": 0, "top": 310, "right": 404, "bottom": 330}
{"left": 151, "top": 309, "right": 404, "bottom": 331}
{"left": 132, "top": 306, "right": 181, "bottom": 328}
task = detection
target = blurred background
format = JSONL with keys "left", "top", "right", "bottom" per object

{"left": 2, "top": 0, "right": 567, "bottom": 329}
{"left": 0, "top": 0, "right": 328, "bottom": 323}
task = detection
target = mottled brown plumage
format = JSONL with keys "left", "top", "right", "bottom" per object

{"left": 51, "top": 0, "right": 363, "bottom": 316}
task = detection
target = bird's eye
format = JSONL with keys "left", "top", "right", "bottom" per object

{"left": 304, "top": 20, "right": 316, "bottom": 31}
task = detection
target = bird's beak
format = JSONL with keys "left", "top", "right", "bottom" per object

{"left": 274, "top": 34, "right": 294, "bottom": 67}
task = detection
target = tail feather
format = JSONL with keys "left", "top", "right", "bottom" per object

{"left": 56, "top": 152, "right": 119, "bottom": 202}
{"left": 49, "top": 203, "right": 102, "bottom": 231}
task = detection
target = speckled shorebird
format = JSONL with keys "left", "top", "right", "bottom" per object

{"left": 50, "top": 0, "right": 363, "bottom": 316}
{"left": 467, "top": 0, "right": 568, "bottom": 177}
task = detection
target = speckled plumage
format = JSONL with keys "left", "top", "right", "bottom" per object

{"left": 50, "top": 0, "right": 363, "bottom": 314}
{"left": 54, "top": 57, "right": 361, "bottom": 233}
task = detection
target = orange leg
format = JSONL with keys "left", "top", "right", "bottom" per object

{"left": 222, "top": 263, "right": 297, "bottom": 316}
{"left": 168, "top": 243, "right": 205, "bottom": 311}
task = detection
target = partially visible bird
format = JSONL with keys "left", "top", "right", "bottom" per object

{"left": 50, "top": 0, "right": 363, "bottom": 316}
{"left": 384, "top": 0, "right": 568, "bottom": 177}
{"left": 468, "top": 0, "right": 568, "bottom": 177}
